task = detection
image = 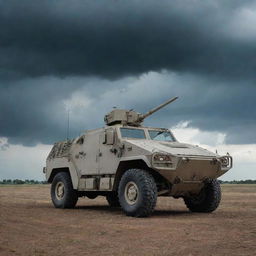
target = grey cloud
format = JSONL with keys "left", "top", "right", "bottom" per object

{"left": 0, "top": 72, "right": 255, "bottom": 145}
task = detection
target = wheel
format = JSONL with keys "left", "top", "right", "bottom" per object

{"left": 184, "top": 179, "right": 221, "bottom": 213}
{"left": 106, "top": 192, "right": 120, "bottom": 207}
{"left": 51, "top": 172, "right": 78, "bottom": 208}
{"left": 118, "top": 169, "right": 157, "bottom": 217}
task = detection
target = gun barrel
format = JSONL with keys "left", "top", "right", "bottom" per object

{"left": 139, "top": 96, "right": 178, "bottom": 121}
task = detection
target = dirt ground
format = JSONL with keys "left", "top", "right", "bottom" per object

{"left": 0, "top": 184, "right": 255, "bottom": 256}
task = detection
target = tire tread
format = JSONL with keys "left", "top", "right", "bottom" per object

{"left": 118, "top": 169, "right": 157, "bottom": 217}
{"left": 184, "top": 179, "right": 221, "bottom": 213}
{"left": 51, "top": 172, "right": 78, "bottom": 209}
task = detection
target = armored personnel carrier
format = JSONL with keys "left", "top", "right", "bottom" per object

{"left": 44, "top": 97, "right": 232, "bottom": 217}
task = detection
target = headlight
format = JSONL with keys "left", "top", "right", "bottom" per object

{"left": 152, "top": 153, "right": 176, "bottom": 169}
{"left": 153, "top": 154, "right": 172, "bottom": 162}
{"left": 220, "top": 157, "right": 229, "bottom": 166}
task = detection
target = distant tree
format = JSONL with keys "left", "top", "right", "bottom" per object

{"left": 218, "top": 179, "right": 256, "bottom": 184}
{"left": 0, "top": 179, "right": 255, "bottom": 185}
{"left": 13, "top": 179, "right": 25, "bottom": 184}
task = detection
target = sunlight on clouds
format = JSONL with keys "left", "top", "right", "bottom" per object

{"left": 172, "top": 121, "right": 226, "bottom": 146}
{"left": 225, "top": 4, "right": 256, "bottom": 41}
{"left": 100, "top": 71, "right": 172, "bottom": 108}
{"left": 63, "top": 92, "right": 92, "bottom": 113}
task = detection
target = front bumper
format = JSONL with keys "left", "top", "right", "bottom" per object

{"left": 152, "top": 153, "right": 233, "bottom": 183}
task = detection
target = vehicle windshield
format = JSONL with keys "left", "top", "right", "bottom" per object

{"left": 120, "top": 128, "right": 146, "bottom": 139}
{"left": 148, "top": 130, "right": 175, "bottom": 142}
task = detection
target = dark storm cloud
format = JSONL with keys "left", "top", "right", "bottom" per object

{"left": 1, "top": 0, "right": 256, "bottom": 79}
{"left": 0, "top": 75, "right": 109, "bottom": 145}
{"left": 0, "top": 0, "right": 256, "bottom": 146}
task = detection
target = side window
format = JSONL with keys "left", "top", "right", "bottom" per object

{"left": 120, "top": 128, "right": 146, "bottom": 139}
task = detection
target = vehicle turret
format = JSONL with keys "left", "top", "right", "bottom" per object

{"left": 104, "top": 96, "right": 178, "bottom": 126}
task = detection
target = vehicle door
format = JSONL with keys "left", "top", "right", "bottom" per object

{"left": 98, "top": 127, "right": 119, "bottom": 175}
{"left": 72, "top": 130, "right": 100, "bottom": 175}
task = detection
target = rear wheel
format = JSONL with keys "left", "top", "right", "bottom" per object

{"left": 51, "top": 172, "right": 78, "bottom": 208}
{"left": 118, "top": 169, "right": 157, "bottom": 217}
{"left": 106, "top": 192, "right": 120, "bottom": 207}
{"left": 184, "top": 179, "right": 221, "bottom": 213}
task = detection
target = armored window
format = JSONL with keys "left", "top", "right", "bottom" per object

{"left": 120, "top": 128, "right": 146, "bottom": 139}
{"left": 148, "top": 130, "right": 175, "bottom": 142}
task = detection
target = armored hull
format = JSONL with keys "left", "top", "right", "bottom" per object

{"left": 44, "top": 97, "right": 232, "bottom": 217}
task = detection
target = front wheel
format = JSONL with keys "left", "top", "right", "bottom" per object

{"left": 184, "top": 179, "right": 221, "bottom": 213}
{"left": 118, "top": 169, "right": 157, "bottom": 217}
{"left": 51, "top": 172, "right": 78, "bottom": 208}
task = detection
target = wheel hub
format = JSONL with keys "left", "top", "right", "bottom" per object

{"left": 55, "top": 181, "right": 65, "bottom": 200}
{"left": 124, "top": 181, "right": 139, "bottom": 205}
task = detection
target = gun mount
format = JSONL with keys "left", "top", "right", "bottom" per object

{"left": 104, "top": 96, "right": 178, "bottom": 126}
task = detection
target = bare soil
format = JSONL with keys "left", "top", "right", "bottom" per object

{"left": 0, "top": 184, "right": 255, "bottom": 256}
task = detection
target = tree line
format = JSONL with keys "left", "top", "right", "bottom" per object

{"left": 0, "top": 179, "right": 48, "bottom": 185}
{"left": 219, "top": 180, "right": 256, "bottom": 184}
{"left": 0, "top": 179, "right": 256, "bottom": 185}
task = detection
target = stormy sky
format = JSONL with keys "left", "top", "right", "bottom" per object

{"left": 0, "top": 0, "right": 256, "bottom": 180}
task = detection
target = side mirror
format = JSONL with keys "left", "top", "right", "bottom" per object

{"left": 106, "top": 129, "right": 115, "bottom": 145}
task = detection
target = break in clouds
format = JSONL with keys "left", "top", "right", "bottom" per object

{"left": 0, "top": 0, "right": 256, "bottom": 146}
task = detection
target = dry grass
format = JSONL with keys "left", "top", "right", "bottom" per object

{"left": 0, "top": 184, "right": 255, "bottom": 256}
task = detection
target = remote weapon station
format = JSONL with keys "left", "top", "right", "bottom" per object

{"left": 44, "top": 97, "right": 232, "bottom": 217}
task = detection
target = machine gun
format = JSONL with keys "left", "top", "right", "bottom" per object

{"left": 104, "top": 96, "right": 178, "bottom": 126}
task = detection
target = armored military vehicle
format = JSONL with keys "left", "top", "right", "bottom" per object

{"left": 44, "top": 97, "right": 232, "bottom": 217}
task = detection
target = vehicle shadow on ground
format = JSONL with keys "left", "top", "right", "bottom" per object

{"left": 153, "top": 210, "right": 190, "bottom": 216}
{"left": 75, "top": 205, "right": 190, "bottom": 216}
{"left": 76, "top": 205, "right": 121, "bottom": 214}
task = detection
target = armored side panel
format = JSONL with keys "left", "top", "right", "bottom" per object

{"left": 46, "top": 139, "right": 79, "bottom": 188}
{"left": 47, "top": 140, "right": 74, "bottom": 160}
{"left": 104, "top": 109, "right": 141, "bottom": 126}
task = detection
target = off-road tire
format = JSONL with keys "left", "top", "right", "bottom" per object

{"left": 51, "top": 172, "right": 78, "bottom": 208}
{"left": 184, "top": 179, "right": 221, "bottom": 213}
{"left": 118, "top": 169, "right": 157, "bottom": 217}
{"left": 106, "top": 192, "right": 120, "bottom": 207}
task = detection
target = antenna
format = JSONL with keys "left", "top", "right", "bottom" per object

{"left": 67, "top": 109, "right": 70, "bottom": 140}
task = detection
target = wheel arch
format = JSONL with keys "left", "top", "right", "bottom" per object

{"left": 48, "top": 167, "right": 70, "bottom": 183}
{"left": 48, "top": 167, "right": 79, "bottom": 190}
{"left": 46, "top": 158, "right": 79, "bottom": 189}
{"left": 112, "top": 159, "right": 167, "bottom": 191}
